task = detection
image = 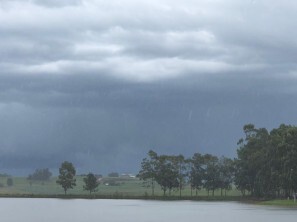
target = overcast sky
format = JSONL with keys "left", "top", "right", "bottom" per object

{"left": 1, "top": 0, "right": 297, "bottom": 175}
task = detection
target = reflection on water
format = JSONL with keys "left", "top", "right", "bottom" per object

{"left": 0, "top": 199, "right": 296, "bottom": 222}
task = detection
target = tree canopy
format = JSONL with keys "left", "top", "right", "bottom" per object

{"left": 235, "top": 124, "right": 297, "bottom": 197}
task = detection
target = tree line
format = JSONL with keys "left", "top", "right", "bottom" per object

{"left": 235, "top": 124, "right": 297, "bottom": 197}
{"left": 27, "top": 168, "right": 52, "bottom": 182}
{"left": 138, "top": 124, "right": 297, "bottom": 198}
{"left": 4, "top": 123, "right": 296, "bottom": 198}
{"left": 137, "top": 150, "right": 234, "bottom": 197}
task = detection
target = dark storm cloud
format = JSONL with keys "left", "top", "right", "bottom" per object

{"left": 1, "top": 0, "right": 297, "bottom": 175}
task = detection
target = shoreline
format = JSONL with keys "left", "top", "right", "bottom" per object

{"left": 0, "top": 193, "right": 245, "bottom": 200}
{"left": 1, "top": 193, "right": 296, "bottom": 206}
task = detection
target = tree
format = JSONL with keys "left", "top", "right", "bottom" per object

{"left": 189, "top": 153, "right": 205, "bottom": 196}
{"left": 56, "top": 161, "right": 76, "bottom": 194}
{"left": 155, "top": 155, "right": 179, "bottom": 196}
{"left": 27, "top": 168, "right": 52, "bottom": 182}
{"left": 235, "top": 124, "right": 270, "bottom": 197}
{"left": 203, "top": 154, "right": 220, "bottom": 196}
{"left": 137, "top": 150, "right": 158, "bottom": 196}
{"left": 218, "top": 156, "right": 234, "bottom": 196}
{"left": 172, "top": 155, "right": 187, "bottom": 198}
{"left": 83, "top": 173, "right": 99, "bottom": 194}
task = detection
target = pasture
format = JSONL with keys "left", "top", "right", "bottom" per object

{"left": 0, "top": 176, "right": 242, "bottom": 198}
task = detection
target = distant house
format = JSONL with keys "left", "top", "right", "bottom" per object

{"left": 120, "top": 173, "right": 136, "bottom": 178}
{"left": 96, "top": 177, "right": 103, "bottom": 183}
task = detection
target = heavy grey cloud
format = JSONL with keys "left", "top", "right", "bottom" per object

{"left": 1, "top": 0, "right": 297, "bottom": 175}
{"left": 33, "top": 0, "right": 82, "bottom": 8}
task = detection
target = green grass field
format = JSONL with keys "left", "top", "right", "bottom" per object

{"left": 0, "top": 176, "right": 242, "bottom": 198}
{"left": 1, "top": 176, "right": 297, "bottom": 206}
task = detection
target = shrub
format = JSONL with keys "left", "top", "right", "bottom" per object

{"left": 7, "top": 178, "right": 13, "bottom": 186}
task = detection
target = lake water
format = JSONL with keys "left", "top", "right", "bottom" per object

{"left": 0, "top": 199, "right": 296, "bottom": 222}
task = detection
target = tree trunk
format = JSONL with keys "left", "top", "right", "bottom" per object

{"left": 151, "top": 179, "right": 155, "bottom": 196}
{"left": 179, "top": 187, "right": 181, "bottom": 198}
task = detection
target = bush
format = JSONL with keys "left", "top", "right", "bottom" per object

{"left": 7, "top": 178, "right": 13, "bottom": 186}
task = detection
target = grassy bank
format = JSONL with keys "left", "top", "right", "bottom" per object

{"left": 257, "top": 199, "right": 297, "bottom": 207}
{"left": 0, "top": 192, "right": 248, "bottom": 201}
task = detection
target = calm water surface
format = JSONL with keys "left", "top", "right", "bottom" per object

{"left": 1, "top": 199, "right": 296, "bottom": 222}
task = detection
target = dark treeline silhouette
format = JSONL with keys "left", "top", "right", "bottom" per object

{"left": 138, "top": 124, "right": 297, "bottom": 198}
{"left": 27, "top": 168, "right": 52, "bottom": 182}
{"left": 235, "top": 124, "right": 297, "bottom": 198}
